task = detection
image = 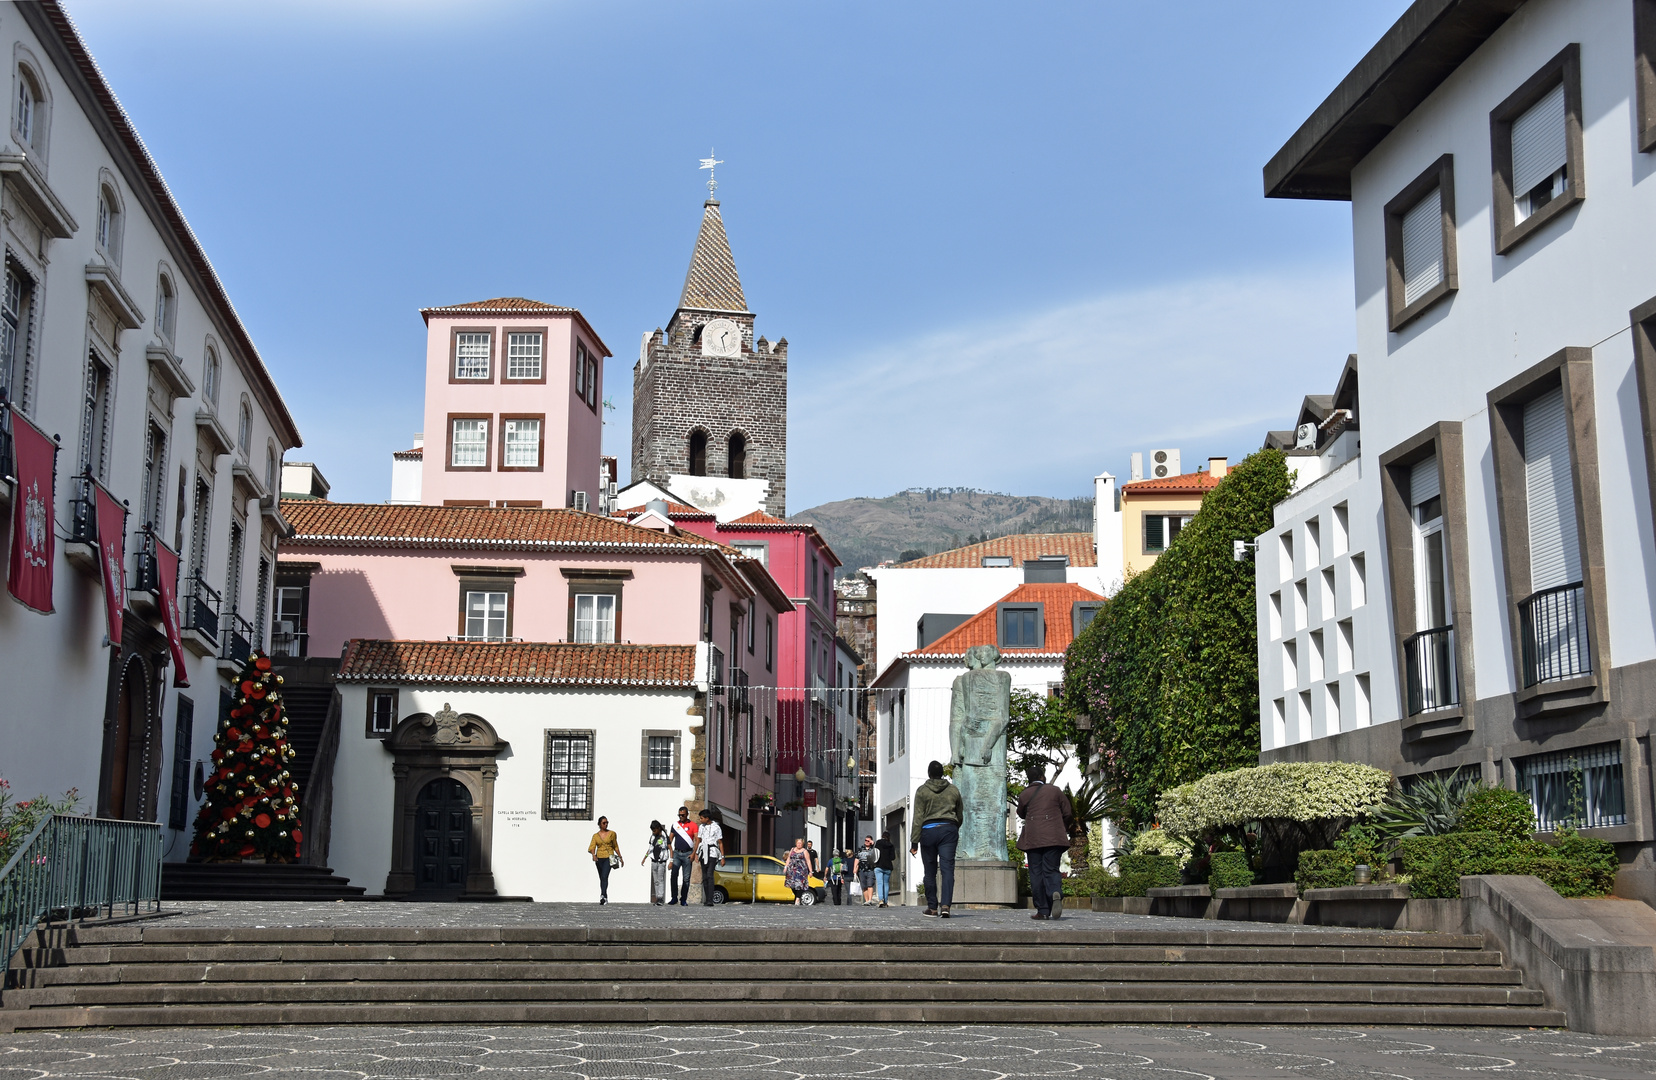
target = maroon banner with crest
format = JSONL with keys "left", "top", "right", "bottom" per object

{"left": 153, "top": 536, "right": 189, "bottom": 687}
{"left": 93, "top": 481, "right": 127, "bottom": 645}
{"left": 6, "top": 410, "right": 55, "bottom": 614}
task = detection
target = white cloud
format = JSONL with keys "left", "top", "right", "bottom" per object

{"left": 788, "top": 264, "right": 1356, "bottom": 508}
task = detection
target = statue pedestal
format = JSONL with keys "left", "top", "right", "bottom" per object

{"left": 953, "top": 859, "right": 1018, "bottom": 907}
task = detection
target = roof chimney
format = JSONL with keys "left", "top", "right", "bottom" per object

{"left": 1208, "top": 456, "right": 1229, "bottom": 478}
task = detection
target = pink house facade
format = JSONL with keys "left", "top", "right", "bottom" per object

{"left": 416, "top": 298, "right": 610, "bottom": 511}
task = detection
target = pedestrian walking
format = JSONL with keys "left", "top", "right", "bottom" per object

{"left": 911, "top": 760, "right": 963, "bottom": 918}
{"left": 827, "top": 849, "right": 846, "bottom": 905}
{"left": 854, "top": 836, "right": 877, "bottom": 905}
{"left": 1017, "top": 760, "right": 1075, "bottom": 920}
{"left": 874, "top": 831, "right": 896, "bottom": 907}
{"left": 696, "top": 808, "right": 725, "bottom": 906}
{"left": 588, "top": 816, "right": 621, "bottom": 905}
{"left": 644, "top": 820, "right": 671, "bottom": 905}
{"left": 804, "top": 839, "right": 820, "bottom": 876}
{"left": 669, "top": 806, "right": 698, "bottom": 906}
{"left": 783, "top": 838, "right": 814, "bottom": 904}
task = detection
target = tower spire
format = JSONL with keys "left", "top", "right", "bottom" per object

{"left": 699, "top": 149, "right": 723, "bottom": 202}
{"left": 678, "top": 172, "right": 748, "bottom": 315}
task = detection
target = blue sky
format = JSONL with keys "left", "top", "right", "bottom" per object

{"left": 68, "top": 0, "right": 1410, "bottom": 511}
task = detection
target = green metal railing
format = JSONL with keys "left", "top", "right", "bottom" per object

{"left": 0, "top": 814, "right": 162, "bottom": 997}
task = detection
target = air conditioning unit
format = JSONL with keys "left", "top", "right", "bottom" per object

{"left": 607, "top": 481, "right": 618, "bottom": 498}
{"left": 572, "top": 491, "right": 589, "bottom": 512}
{"left": 1295, "top": 423, "right": 1318, "bottom": 450}
{"left": 1148, "top": 448, "right": 1180, "bottom": 479}
{"left": 274, "top": 620, "right": 296, "bottom": 636}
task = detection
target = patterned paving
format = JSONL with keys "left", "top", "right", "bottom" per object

{"left": 1, "top": 1025, "right": 1653, "bottom": 1079}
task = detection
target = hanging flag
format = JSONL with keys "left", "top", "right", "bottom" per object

{"left": 6, "top": 410, "right": 55, "bottom": 614}
{"left": 92, "top": 481, "right": 127, "bottom": 645}
{"left": 153, "top": 536, "right": 190, "bottom": 688}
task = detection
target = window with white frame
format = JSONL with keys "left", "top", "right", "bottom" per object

{"left": 503, "top": 417, "right": 540, "bottom": 467}
{"left": 1143, "top": 513, "right": 1192, "bottom": 554}
{"left": 573, "top": 593, "right": 616, "bottom": 644}
{"left": 0, "top": 261, "right": 31, "bottom": 407}
{"left": 586, "top": 355, "right": 598, "bottom": 407}
{"left": 265, "top": 445, "right": 278, "bottom": 494}
{"left": 155, "top": 274, "right": 176, "bottom": 341}
{"left": 237, "top": 400, "right": 252, "bottom": 454}
{"left": 367, "top": 690, "right": 397, "bottom": 737}
{"left": 464, "top": 589, "right": 508, "bottom": 641}
{"left": 543, "top": 730, "right": 594, "bottom": 819}
{"left": 14, "top": 67, "right": 38, "bottom": 148}
{"left": 451, "top": 418, "right": 488, "bottom": 467}
{"left": 78, "top": 352, "right": 111, "bottom": 480}
{"left": 575, "top": 342, "right": 587, "bottom": 397}
{"left": 95, "top": 183, "right": 121, "bottom": 265}
{"left": 733, "top": 541, "right": 767, "bottom": 565}
{"left": 646, "top": 734, "right": 676, "bottom": 782}
{"left": 454, "top": 332, "right": 491, "bottom": 379}
{"left": 203, "top": 347, "right": 220, "bottom": 408}
{"left": 141, "top": 422, "right": 167, "bottom": 529}
{"left": 506, "top": 332, "right": 542, "bottom": 379}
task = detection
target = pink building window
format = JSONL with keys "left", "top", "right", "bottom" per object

{"left": 454, "top": 332, "right": 491, "bottom": 380}
{"left": 506, "top": 332, "right": 543, "bottom": 380}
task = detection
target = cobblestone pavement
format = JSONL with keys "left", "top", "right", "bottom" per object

{"left": 1, "top": 1025, "right": 1653, "bottom": 1079}
{"left": 149, "top": 900, "right": 1357, "bottom": 933}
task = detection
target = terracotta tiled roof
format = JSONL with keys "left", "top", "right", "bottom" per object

{"left": 392, "top": 446, "right": 423, "bottom": 459}
{"left": 613, "top": 502, "right": 715, "bottom": 520}
{"left": 420, "top": 297, "right": 575, "bottom": 315}
{"left": 679, "top": 202, "right": 749, "bottom": 314}
{"left": 730, "top": 510, "right": 788, "bottom": 525}
{"left": 338, "top": 640, "right": 698, "bottom": 687}
{"left": 282, "top": 500, "right": 727, "bottom": 552}
{"left": 909, "top": 582, "right": 1106, "bottom": 658}
{"left": 894, "top": 532, "right": 1097, "bottom": 569}
{"left": 1121, "top": 471, "right": 1224, "bottom": 494}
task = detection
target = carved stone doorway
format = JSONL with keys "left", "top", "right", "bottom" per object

{"left": 383, "top": 704, "right": 507, "bottom": 899}
{"left": 413, "top": 777, "right": 471, "bottom": 898}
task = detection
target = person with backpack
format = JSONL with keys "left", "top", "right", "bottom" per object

{"left": 826, "top": 849, "right": 846, "bottom": 905}
{"left": 853, "top": 836, "right": 877, "bottom": 906}
{"left": 1017, "top": 760, "right": 1075, "bottom": 920}
{"left": 910, "top": 760, "right": 964, "bottom": 918}
{"left": 644, "top": 820, "right": 671, "bottom": 905}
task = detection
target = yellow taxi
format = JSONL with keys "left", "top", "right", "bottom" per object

{"left": 710, "top": 855, "right": 827, "bottom": 905}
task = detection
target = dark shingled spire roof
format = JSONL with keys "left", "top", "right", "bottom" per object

{"left": 678, "top": 201, "right": 749, "bottom": 314}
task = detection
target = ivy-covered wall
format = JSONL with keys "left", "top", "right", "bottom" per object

{"left": 1063, "top": 449, "right": 1290, "bottom": 830}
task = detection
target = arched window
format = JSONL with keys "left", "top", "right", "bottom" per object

{"left": 265, "top": 443, "right": 279, "bottom": 494}
{"left": 728, "top": 432, "right": 747, "bottom": 479}
{"left": 688, "top": 429, "right": 708, "bottom": 476}
{"left": 155, "top": 272, "right": 176, "bottom": 341}
{"left": 202, "top": 346, "right": 219, "bottom": 407}
{"left": 95, "top": 179, "right": 122, "bottom": 266}
{"left": 13, "top": 63, "right": 44, "bottom": 155}
{"left": 238, "top": 398, "right": 252, "bottom": 453}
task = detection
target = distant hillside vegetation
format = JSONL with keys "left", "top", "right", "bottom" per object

{"left": 790, "top": 488, "right": 1091, "bottom": 573}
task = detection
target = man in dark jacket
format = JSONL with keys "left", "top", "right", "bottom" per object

{"left": 1016, "top": 760, "right": 1074, "bottom": 920}
{"left": 910, "top": 760, "right": 964, "bottom": 918}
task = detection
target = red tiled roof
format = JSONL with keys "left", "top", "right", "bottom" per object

{"left": 420, "top": 297, "right": 574, "bottom": 314}
{"left": 895, "top": 532, "right": 1097, "bottom": 569}
{"left": 393, "top": 446, "right": 423, "bottom": 459}
{"left": 731, "top": 510, "right": 786, "bottom": 525}
{"left": 282, "top": 500, "right": 727, "bottom": 553}
{"left": 1121, "top": 471, "right": 1224, "bottom": 494}
{"left": 613, "top": 502, "right": 715, "bottom": 520}
{"left": 910, "top": 582, "right": 1105, "bottom": 658}
{"left": 338, "top": 640, "right": 698, "bottom": 687}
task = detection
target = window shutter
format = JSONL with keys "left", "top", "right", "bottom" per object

{"left": 1409, "top": 455, "right": 1440, "bottom": 510}
{"left": 1523, "top": 386, "right": 1581, "bottom": 590}
{"left": 1400, "top": 187, "right": 1444, "bottom": 305}
{"left": 1511, "top": 83, "right": 1567, "bottom": 198}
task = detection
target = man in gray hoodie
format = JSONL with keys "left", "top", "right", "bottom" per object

{"left": 910, "top": 760, "right": 964, "bottom": 918}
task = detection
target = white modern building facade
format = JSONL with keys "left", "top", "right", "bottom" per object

{"left": 1258, "top": 0, "right": 1656, "bottom": 901}
{"left": 0, "top": 3, "right": 300, "bottom": 833}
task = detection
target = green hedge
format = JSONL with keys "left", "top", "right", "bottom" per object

{"left": 1208, "top": 851, "right": 1254, "bottom": 889}
{"left": 1397, "top": 829, "right": 1618, "bottom": 898}
{"left": 1295, "top": 849, "right": 1356, "bottom": 892}
{"left": 1063, "top": 450, "right": 1291, "bottom": 827}
{"left": 1118, "top": 854, "right": 1182, "bottom": 889}
{"left": 1456, "top": 788, "right": 1536, "bottom": 841}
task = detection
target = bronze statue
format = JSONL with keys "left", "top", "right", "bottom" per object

{"left": 948, "top": 644, "right": 1012, "bottom": 862}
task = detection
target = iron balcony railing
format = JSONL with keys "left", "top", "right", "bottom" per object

{"left": 67, "top": 474, "right": 97, "bottom": 544}
{"left": 0, "top": 814, "right": 162, "bottom": 1000}
{"left": 181, "top": 574, "right": 220, "bottom": 642}
{"left": 271, "top": 627, "right": 307, "bottom": 658}
{"left": 1404, "top": 625, "right": 1457, "bottom": 716}
{"left": 1520, "top": 581, "right": 1591, "bottom": 688}
{"left": 130, "top": 530, "right": 159, "bottom": 595}
{"left": 0, "top": 414, "right": 13, "bottom": 487}
{"left": 220, "top": 611, "right": 253, "bottom": 665}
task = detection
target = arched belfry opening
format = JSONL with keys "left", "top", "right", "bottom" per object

{"left": 688, "top": 429, "right": 708, "bottom": 476}
{"left": 728, "top": 432, "right": 747, "bottom": 479}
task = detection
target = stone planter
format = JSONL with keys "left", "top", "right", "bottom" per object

{"left": 1091, "top": 895, "right": 1153, "bottom": 915}
{"left": 1148, "top": 884, "right": 1213, "bottom": 919}
{"left": 1299, "top": 884, "right": 1470, "bottom": 930}
{"left": 1213, "top": 882, "right": 1299, "bottom": 922}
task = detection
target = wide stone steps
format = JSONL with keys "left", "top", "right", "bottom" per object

{"left": 2, "top": 923, "right": 1567, "bottom": 1030}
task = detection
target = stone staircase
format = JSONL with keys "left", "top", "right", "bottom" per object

{"left": 160, "top": 863, "right": 368, "bottom": 902}
{"left": 2, "top": 923, "right": 1565, "bottom": 1029}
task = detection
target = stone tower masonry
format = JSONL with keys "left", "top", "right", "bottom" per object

{"left": 631, "top": 198, "right": 788, "bottom": 518}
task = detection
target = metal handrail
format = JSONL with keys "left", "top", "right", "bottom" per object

{"left": 67, "top": 475, "right": 96, "bottom": 544}
{"left": 221, "top": 611, "right": 253, "bottom": 664}
{"left": 1520, "top": 581, "right": 1590, "bottom": 687}
{"left": 0, "top": 814, "right": 162, "bottom": 999}
{"left": 182, "top": 574, "right": 220, "bottom": 642}
{"left": 1403, "top": 625, "right": 1456, "bottom": 715}
{"left": 130, "top": 529, "right": 159, "bottom": 595}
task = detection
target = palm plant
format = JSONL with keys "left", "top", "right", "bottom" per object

{"left": 1369, "top": 768, "right": 1484, "bottom": 839}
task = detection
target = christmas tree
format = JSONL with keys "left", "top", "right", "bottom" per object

{"left": 189, "top": 651, "right": 303, "bottom": 862}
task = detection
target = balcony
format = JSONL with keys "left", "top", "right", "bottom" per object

{"left": 1404, "top": 625, "right": 1457, "bottom": 716}
{"left": 220, "top": 611, "right": 253, "bottom": 666}
{"left": 63, "top": 476, "right": 100, "bottom": 576}
{"left": 270, "top": 620, "right": 307, "bottom": 659}
{"left": 1520, "top": 582, "right": 1591, "bottom": 688}
{"left": 0, "top": 415, "right": 12, "bottom": 509}
{"left": 128, "top": 531, "right": 161, "bottom": 617}
{"left": 180, "top": 575, "right": 220, "bottom": 657}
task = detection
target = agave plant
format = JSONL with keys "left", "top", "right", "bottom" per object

{"left": 1369, "top": 767, "right": 1484, "bottom": 839}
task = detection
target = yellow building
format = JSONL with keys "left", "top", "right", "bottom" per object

{"left": 1120, "top": 457, "right": 1228, "bottom": 577}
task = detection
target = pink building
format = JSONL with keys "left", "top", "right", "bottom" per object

{"left": 417, "top": 298, "right": 610, "bottom": 510}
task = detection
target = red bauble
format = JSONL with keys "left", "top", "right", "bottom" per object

{"left": 254, "top": 813, "right": 271, "bottom": 828}
{"left": 239, "top": 844, "right": 255, "bottom": 856}
{"left": 240, "top": 680, "right": 255, "bottom": 695}
{"left": 291, "top": 829, "right": 303, "bottom": 843}
{"left": 255, "top": 656, "right": 272, "bottom": 671}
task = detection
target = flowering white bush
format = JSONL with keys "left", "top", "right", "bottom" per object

{"left": 1157, "top": 762, "right": 1392, "bottom": 839}
{"left": 1126, "top": 826, "right": 1191, "bottom": 867}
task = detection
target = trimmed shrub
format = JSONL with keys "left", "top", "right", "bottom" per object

{"left": 1396, "top": 829, "right": 1616, "bottom": 899}
{"left": 1208, "top": 851, "right": 1254, "bottom": 889}
{"left": 1295, "top": 849, "right": 1356, "bottom": 892}
{"left": 1118, "top": 854, "right": 1182, "bottom": 889}
{"left": 1457, "top": 787, "right": 1536, "bottom": 841}
{"left": 1157, "top": 762, "right": 1392, "bottom": 840}
{"left": 1097, "top": 872, "right": 1155, "bottom": 897}
{"left": 1127, "top": 826, "right": 1191, "bottom": 867}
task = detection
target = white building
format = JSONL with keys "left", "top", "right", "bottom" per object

{"left": 1259, "top": 0, "right": 1656, "bottom": 901}
{"left": 871, "top": 574, "right": 1104, "bottom": 904}
{"left": 0, "top": 2, "right": 300, "bottom": 830}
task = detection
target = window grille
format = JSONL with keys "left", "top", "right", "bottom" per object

{"left": 1401, "top": 186, "right": 1444, "bottom": 305}
{"left": 544, "top": 732, "right": 593, "bottom": 818}
{"left": 465, "top": 590, "right": 507, "bottom": 641}
{"left": 573, "top": 593, "right": 615, "bottom": 644}
{"left": 504, "top": 418, "right": 540, "bottom": 467}
{"left": 369, "top": 692, "right": 396, "bottom": 735}
{"left": 507, "top": 332, "right": 542, "bottom": 379}
{"left": 647, "top": 735, "right": 675, "bottom": 781}
{"left": 1515, "top": 743, "right": 1625, "bottom": 831}
{"left": 451, "top": 419, "right": 487, "bottom": 467}
{"left": 454, "top": 332, "right": 490, "bottom": 379}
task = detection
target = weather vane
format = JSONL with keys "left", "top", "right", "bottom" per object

{"left": 699, "top": 149, "right": 723, "bottom": 198}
